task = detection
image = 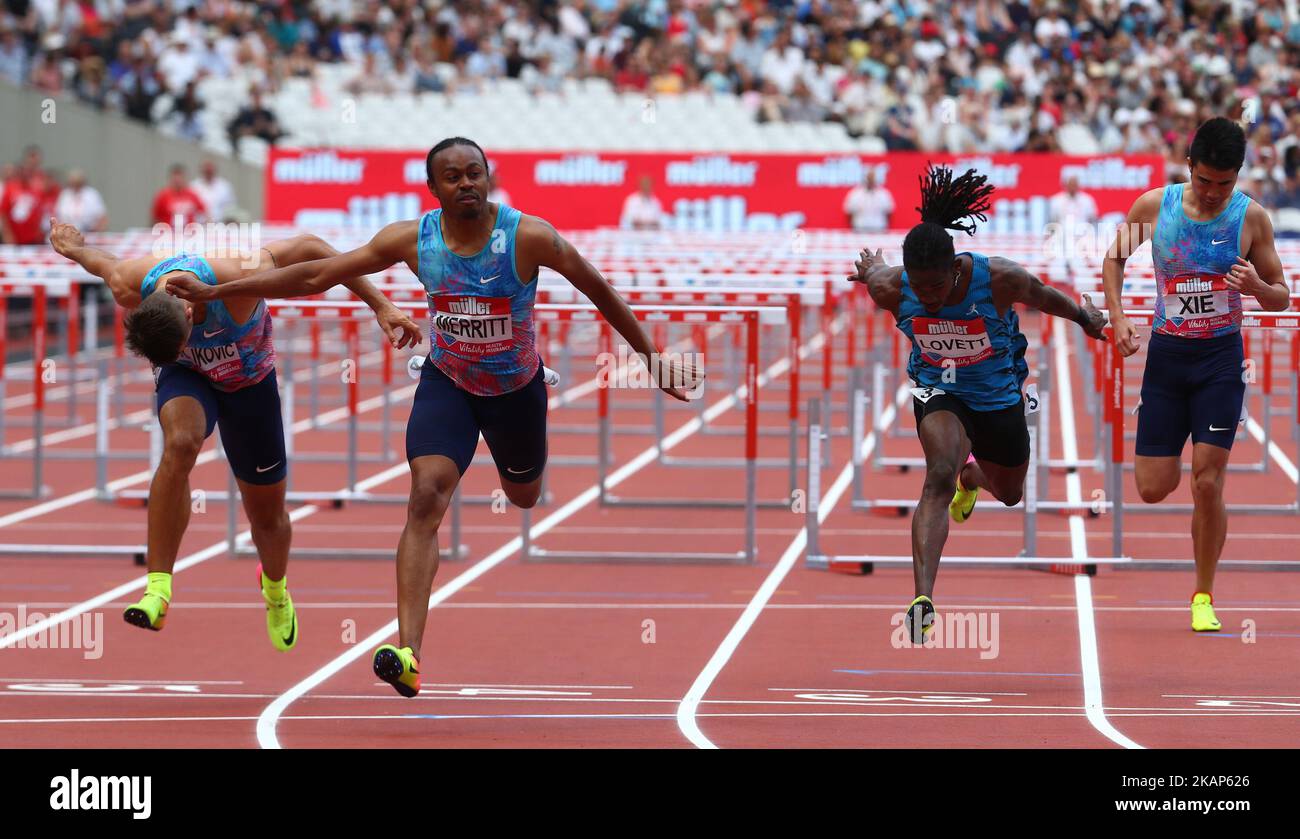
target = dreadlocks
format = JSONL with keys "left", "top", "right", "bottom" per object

{"left": 902, "top": 164, "right": 996, "bottom": 273}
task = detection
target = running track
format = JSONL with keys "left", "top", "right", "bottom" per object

{"left": 1, "top": 315, "right": 1297, "bottom": 749}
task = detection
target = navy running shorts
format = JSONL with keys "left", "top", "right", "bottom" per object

{"left": 913, "top": 391, "right": 1030, "bottom": 468}
{"left": 155, "top": 364, "right": 287, "bottom": 484}
{"left": 1135, "top": 331, "right": 1246, "bottom": 456}
{"left": 406, "top": 355, "right": 548, "bottom": 483}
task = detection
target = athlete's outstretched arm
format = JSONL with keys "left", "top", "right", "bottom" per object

{"left": 48, "top": 216, "right": 147, "bottom": 307}
{"left": 991, "top": 256, "right": 1107, "bottom": 340}
{"left": 847, "top": 247, "right": 903, "bottom": 316}
{"left": 167, "top": 221, "right": 416, "bottom": 303}
{"left": 1228, "top": 204, "right": 1290, "bottom": 311}
{"left": 1102, "top": 188, "right": 1161, "bottom": 357}
{"left": 521, "top": 216, "right": 702, "bottom": 401}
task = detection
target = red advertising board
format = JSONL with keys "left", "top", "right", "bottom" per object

{"left": 266, "top": 149, "right": 1161, "bottom": 233}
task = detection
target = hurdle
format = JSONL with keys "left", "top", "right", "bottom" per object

{"left": 522, "top": 305, "right": 782, "bottom": 564}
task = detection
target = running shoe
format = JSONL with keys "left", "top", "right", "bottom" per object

{"left": 373, "top": 644, "right": 421, "bottom": 698}
{"left": 1191, "top": 592, "right": 1221, "bottom": 632}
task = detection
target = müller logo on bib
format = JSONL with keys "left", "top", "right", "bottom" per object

{"left": 913, "top": 317, "right": 993, "bottom": 366}
{"left": 430, "top": 293, "right": 513, "bottom": 356}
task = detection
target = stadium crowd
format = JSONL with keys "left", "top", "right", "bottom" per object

{"left": 2, "top": 0, "right": 1299, "bottom": 217}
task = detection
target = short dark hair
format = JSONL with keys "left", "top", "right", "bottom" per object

{"left": 425, "top": 137, "right": 488, "bottom": 181}
{"left": 902, "top": 164, "right": 995, "bottom": 273}
{"left": 1188, "top": 117, "right": 1247, "bottom": 172}
{"left": 124, "top": 292, "right": 189, "bottom": 366}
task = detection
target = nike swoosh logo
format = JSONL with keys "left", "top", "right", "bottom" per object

{"left": 479, "top": 274, "right": 500, "bottom": 284}
{"left": 281, "top": 614, "right": 296, "bottom": 647}
{"left": 203, "top": 329, "right": 224, "bottom": 338}
{"left": 506, "top": 467, "right": 530, "bottom": 474}
{"left": 256, "top": 462, "right": 281, "bottom": 473}
{"left": 1211, "top": 238, "right": 1230, "bottom": 245}
{"left": 1208, "top": 426, "right": 1231, "bottom": 432}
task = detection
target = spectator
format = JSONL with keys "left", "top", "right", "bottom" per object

{"left": 157, "top": 32, "right": 200, "bottom": 94}
{"left": 0, "top": 26, "right": 26, "bottom": 86}
{"left": 74, "top": 55, "right": 109, "bottom": 109}
{"left": 1048, "top": 174, "right": 1097, "bottom": 266}
{"left": 1, "top": 168, "right": 58, "bottom": 246}
{"left": 191, "top": 159, "right": 236, "bottom": 223}
{"left": 169, "top": 79, "right": 205, "bottom": 142}
{"left": 54, "top": 169, "right": 108, "bottom": 233}
{"left": 345, "top": 52, "right": 395, "bottom": 96}
{"left": 620, "top": 175, "right": 665, "bottom": 231}
{"left": 488, "top": 168, "right": 512, "bottom": 208}
{"left": 118, "top": 53, "right": 163, "bottom": 124}
{"left": 226, "top": 87, "right": 284, "bottom": 154}
{"left": 151, "top": 164, "right": 206, "bottom": 227}
{"left": 843, "top": 170, "right": 895, "bottom": 233}
{"left": 29, "top": 37, "right": 64, "bottom": 96}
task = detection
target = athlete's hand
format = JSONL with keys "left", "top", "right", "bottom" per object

{"left": 1111, "top": 313, "right": 1142, "bottom": 357}
{"left": 1224, "top": 256, "right": 1267, "bottom": 296}
{"left": 1079, "top": 294, "right": 1108, "bottom": 341}
{"left": 48, "top": 216, "right": 83, "bottom": 257}
{"left": 849, "top": 247, "right": 888, "bottom": 285}
{"left": 656, "top": 353, "right": 706, "bottom": 402}
{"left": 375, "top": 304, "right": 422, "bottom": 350}
{"left": 164, "top": 274, "right": 216, "bottom": 302}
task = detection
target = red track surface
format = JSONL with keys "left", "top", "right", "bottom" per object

{"left": 1, "top": 316, "right": 1297, "bottom": 748}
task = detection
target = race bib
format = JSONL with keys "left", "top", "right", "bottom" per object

{"left": 910, "top": 386, "right": 945, "bottom": 403}
{"left": 1024, "top": 382, "right": 1041, "bottom": 416}
{"left": 1161, "top": 274, "right": 1235, "bottom": 335}
{"left": 182, "top": 343, "right": 241, "bottom": 382}
{"left": 912, "top": 317, "right": 993, "bottom": 367}
{"left": 430, "top": 294, "right": 513, "bottom": 357}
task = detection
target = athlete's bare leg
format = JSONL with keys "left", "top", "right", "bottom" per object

{"left": 1189, "top": 442, "right": 1230, "bottom": 594}
{"left": 396, "top": 454, "right": 460, "bottom": 660}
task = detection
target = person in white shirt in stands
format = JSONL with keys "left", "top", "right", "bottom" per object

{"left": 487, "top": 167, "right": 512, "bottom": 207}
{"left": 1048, "top": 175, "right": 1098, "bottom": 280}
{"left": 843, "top": 170, "right": 894, "bottom": 233}
{"left": 620, "top": 175, "right": 664, "bottom": 230}
{"left": 55, "top": 169, "right": 107, "bottom": 233}
{"left": 191, "top": 159, "right": 236, "bottom": 223}
{"left": 1049, "top": 175, "right": 1097, "bottom": 229}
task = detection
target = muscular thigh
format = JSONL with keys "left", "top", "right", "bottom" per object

{"left": 475, "top": 364, "right": 548, "bottom": 484}
{"left": 406, "top": 358, "right": 481, "bottom": 475}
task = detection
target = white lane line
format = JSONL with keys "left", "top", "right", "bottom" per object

{"left": 1244, "top": 417, "right": 1299, "bottom": 483}
{"left": 675, "top": 384, "right": 907, "bottom": 749}
{"left": 1056, "top": 329, "right": 1143, "bottom": 750}
{"left": 254, "top": 323, "right": 831, "bottom": 749}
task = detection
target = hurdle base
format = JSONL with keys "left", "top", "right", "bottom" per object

{"left": 524, "top": 547, "right": 751, "bottom": 565}
{"left": 0, "top": 543, "right": 146, "bottom": 565}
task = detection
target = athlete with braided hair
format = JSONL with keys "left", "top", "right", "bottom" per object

{"left": 850, "top": 164, "right": 1109, "bottom": 642}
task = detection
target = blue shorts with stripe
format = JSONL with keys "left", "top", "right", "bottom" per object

{"left": 406, "top": 355, "right": 548, "bottom": 483}
{"left": 1135, "top": 331, "right": 1245, "bottom": 456}
{"left": 155, "top": 364, "right": 287, "bottom": 485}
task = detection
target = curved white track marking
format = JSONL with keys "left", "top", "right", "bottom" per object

{"left": 255, "top": 324, "right": 831, "bottom": 749}
{"left": 1054, "top": 329, "right": 1143, "bottom": 749}
{"left": 676, "top": 386, "right": 907, "bottom": 749}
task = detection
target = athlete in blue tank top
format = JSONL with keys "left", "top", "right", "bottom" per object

{"left": 1103, "top": 117, "right": 1291, "bottom": 632}
{"left": 173, "top": 138, "right": 704, "bottom": 697}
{"left": 851, "top": 165, "right": 1108, "bottom": 643}
{"left": 49, "top": 218, "right": 419, "bottom": 653}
